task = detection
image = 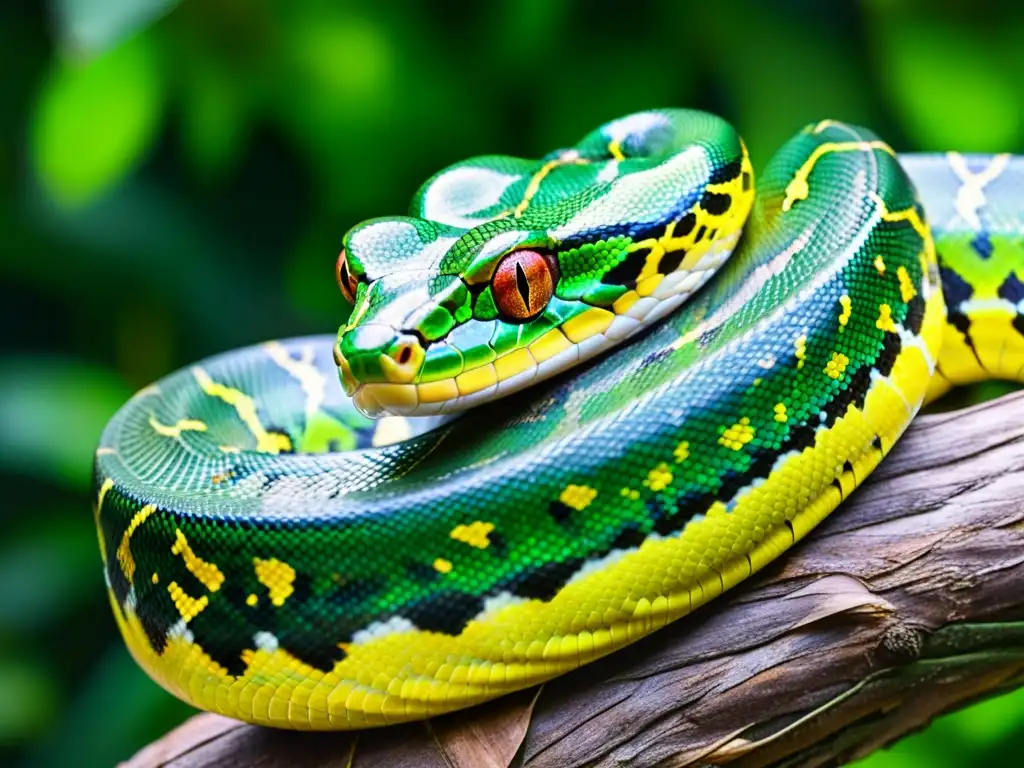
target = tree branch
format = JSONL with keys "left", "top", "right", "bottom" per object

{"left": 123, "top": 392, "right": 1024, "bottom": 768}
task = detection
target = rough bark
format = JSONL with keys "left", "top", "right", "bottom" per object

{"left": 123, "top": 392, "right": 1024, "bottom": 768}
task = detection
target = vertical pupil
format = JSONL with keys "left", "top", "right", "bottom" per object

{"left": 515, "top": 260, "right": 531, "bottom": 310}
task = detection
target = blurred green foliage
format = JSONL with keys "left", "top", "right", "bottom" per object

{"left": 1, "top": 0, "right": 1022, "bottom": 765}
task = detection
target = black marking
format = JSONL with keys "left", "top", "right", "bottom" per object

{"left": 818, "top": 364, "right": 873, "bottom": 429}
{"left": 938, "top": 261, "right": 984, "bottom": 364}
{"left": 515, "top": 261, "right": 531, "bottom": 308}
{"left": 136, "top": 584, "right": 173, "bottom": 656}
{"left": 628, "top": 222, "right": 670, "bottom": 243}
{"left": 1015, "top": 314, "right": 1024, "bottom": 338}
{"left": 503, "top": 558, "right": 585, "bottom": 601}
{"left": 693, "top": 225, "right": 707, "bottom": 243}
{"left": 742, "top": 171, "right": 752, "bottom": 191}
{"left": 108, "top": 558, "right": 131, "bottom": 608}
{"left": 487, "top": 530, "right": 510, "bottom": 558}
{"left": 288, "top": 643, "right": 346, "bottom": 673}
{"left": 876, "top": 331, "right": 903, "bottom": 378}
{"left": 709, "top": 158, "right": 742, "bottom": 184}
{"left": 601, "top": 248, "right": 650, "bottom": 287}
{"left": 905, "top": 295, "right": 925, "bottom": 335}
{"left": 872, "top": 435, "right": 883, "bottom": 452}
{"left": 675, "top": 212, "right": 697, "bottom": 237}
{"left": 658, "top": 249, "right": 686, "bottom": 275}
{"left": 701, "top": 191, "right": 732, "bottom": 216}
{"left": 831, "top": 478, "right": 844, "bottom": 500}
{"left": 998, "top": 273, "right": 1024, "bottom": 305}
{"left": 190, "top": 625, "right": 249, "bottom": 677}
{"left": 787, "top": 423, "right": 819, "bottom": 452}
{"left": 948, "top": 310, "right": 983, "bottom": 366}
{"left": 647, "top": 496, "right": 681, "bottom": 536}
{"left": 548, "top": 501, "right": 574, "bottom": 525}
{"left": 609, "top": 524, "right": 648, "bottom": 550}
{"left": 402, "top": 591, "right": 485, "bottom": 636}
{"left": 971, "top": 231, "right": 994, "bottom": 259}
{"left": 939, "top": 263, "right": 975, "bottom": 306}
{"left": 715, "top": 450, "right": 778, "bottom": 504}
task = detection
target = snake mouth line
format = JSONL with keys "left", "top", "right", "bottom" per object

{"left": 350, "top": 237, "right": 739, "bottom": 418}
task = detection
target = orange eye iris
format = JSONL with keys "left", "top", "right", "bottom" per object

{"left": 492, "top": 250, "right": 558, "bottom": 321}
{"left": 336, "top": 249, "right": 360, "bottom": 305}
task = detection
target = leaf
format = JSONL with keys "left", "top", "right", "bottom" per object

{"left": 0, "top": 517, "right": 102, "bottom": 633}
{"left": 428, "top": 687, "right": 542, "bottom": 768}
{"left": 27, "top": 644, "right": 196, "bottom": 768}
{"left": 0, "top": 659, "right": 60, "bottom": 743}
{"left": 51, "top": 0, "right": 182, "bottom": 54}
{"left": 179, "top": 56, "right": 251, "bottom": 179}
{"left": 0, "top": 356, "right": 131, "bottom": 488}
{"left": 30, "top": 32, "right": 166, "bottom": 206}
{"left": 869, "top": 19, "right": 1023, "bottom": 151}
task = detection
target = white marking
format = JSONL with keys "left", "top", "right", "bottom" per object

{"left": 422, "top": 166, "right": 522, "bottom": 228}
{"left": 603, "top": 111, "right": 670, "bottom": 144}
{"left": 595, "top": 161, "right": 620, "bottom": 184}
{"left": 351, "top": 616, "right": 417, "bottom": 645}
{"left": 549, "top": 146, "right": 709, "bottom": 241}
{"left": 959, "top": 297, "right": 1017, "bottom": 315}
{"left": 253, "top": 631, "right": 279, "bottom": 653}
{"left": 947, "top": 152, "right": 1011, "bottom": 230}
{"left": 771, "top": 450, "right": 803, "bottom": 473}
{"left": 484, "top": 231, "right": 530, "bottom": 259}
{"left": 473, "top": 591, "right": 530, "bottom": 623}
{"left": 567, "top": 547, "right": 635, "bottom": 586}
{"left": 167, "top": 618, "right": 195, "bottom": 644}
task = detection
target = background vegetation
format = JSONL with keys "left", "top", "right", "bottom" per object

{"left": 1, "top": 1, "right": 1022, "bottom": 765}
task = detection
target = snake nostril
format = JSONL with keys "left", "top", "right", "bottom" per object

{"left": 397, "top": 345, "right": 412, "bottom": 365}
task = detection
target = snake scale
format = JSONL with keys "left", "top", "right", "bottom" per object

{"left": 93, "top": 110, "right": 1024, "bottom": 729}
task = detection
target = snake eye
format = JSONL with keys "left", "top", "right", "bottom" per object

{"left": 493, "top": 250, "right": 558, "bottom": 322}
{"left": 336, "top": 248, "right": 361, "bottom": 305}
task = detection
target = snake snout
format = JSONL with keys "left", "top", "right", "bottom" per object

{"left": 335, "top": 323, "right": 425, "bottom": 397}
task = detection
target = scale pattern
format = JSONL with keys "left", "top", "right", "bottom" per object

{"left": 93, "top": 112, "right": 1024, "bottom": 730}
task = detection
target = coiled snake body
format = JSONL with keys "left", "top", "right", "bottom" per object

{"left": 94, "top": 111, "right": 1024, "bottom": 729}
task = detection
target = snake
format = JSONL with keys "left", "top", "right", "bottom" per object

{"left": 93, "top": 110, "right": 1024, "bottom": 730}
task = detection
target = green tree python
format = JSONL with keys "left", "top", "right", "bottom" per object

{"left": 93, "top": 110, "right": 1024, "bottom": 730}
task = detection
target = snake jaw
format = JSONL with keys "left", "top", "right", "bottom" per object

{"left": 334, "top": 344, "right": 359, "bottom": 396}
{"left": 352, "top": 382, "right": 420, "bottom": 418}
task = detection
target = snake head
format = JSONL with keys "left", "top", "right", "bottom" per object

{"left": 335, "top": 109, "right": 755, "bottom": 418}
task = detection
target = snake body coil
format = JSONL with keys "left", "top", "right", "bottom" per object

{"left": 94, "top": 111, "right": 1024, "bottom": 729}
